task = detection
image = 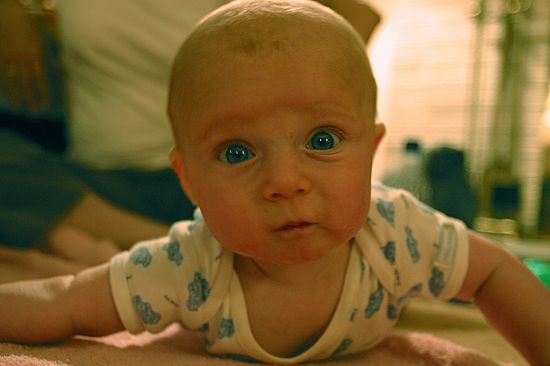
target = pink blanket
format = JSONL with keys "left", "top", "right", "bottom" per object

{"left": 0, "top": 300, "right": 525, "bottom": 366}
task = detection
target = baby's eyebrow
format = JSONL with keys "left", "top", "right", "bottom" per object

{"left": 197, "top": 116, "right": 255, "bottom": 142}
{"left": 197, "top": 101, "right": 358, "bottom": 140}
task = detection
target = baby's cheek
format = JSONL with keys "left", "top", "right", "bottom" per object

{"left": 206, "top": 209, "right": 260, "bottom": 251}
{"left": 333, "top": 184, "right": 370, "bottom": 231}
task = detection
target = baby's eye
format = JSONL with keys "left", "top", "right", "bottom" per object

{"left": 219, "top": 143, "right": 255, "bottom": 164}
{"left": 306, "top": 130, "right": 341, "bottom": 151}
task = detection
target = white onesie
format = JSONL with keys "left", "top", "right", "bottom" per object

{"left": 110, "top": 185, "right": 469, "bottom": 363}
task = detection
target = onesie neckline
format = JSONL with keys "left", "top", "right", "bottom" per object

{"left": 226, "top": 241, "right": 364, "bottom": 363}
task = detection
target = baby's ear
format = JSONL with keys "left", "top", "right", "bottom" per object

{"left": 169, "top": 147, "right": 197, "bottom": 204}
{"left": 372, "top": 122, "right": 385, "bottom": 155}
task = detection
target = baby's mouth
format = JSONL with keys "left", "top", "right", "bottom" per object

{"left": 277, "top": 221, "right": 313, "bottom": 231}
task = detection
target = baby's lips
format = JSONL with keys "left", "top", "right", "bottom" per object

{"left": 277, "top": 221, "right": 313, "bottom": 231}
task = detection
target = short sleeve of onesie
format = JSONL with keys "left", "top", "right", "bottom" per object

{"left": 319, "top": 184, "right": 471, "bottom": 359}
{"left": 366, "top": 184, "right": 470, "bottom": 301}
{"left": 109, "top": 219, "right": 233, "bottom": 334}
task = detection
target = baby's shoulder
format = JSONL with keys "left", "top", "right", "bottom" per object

{"left": 363, "top": 184, "right": 458, "bottom": 274}
{"left": 168, "top": 220, "right": 225, "bottom": 267}
{"left": 123, "top": 219, "right": 225, "bottom": 280}
{"left": 368, "top": 183, "right": 436, "bottom": 231}
{"left": 361, "top": 184, "right": 469, "bottom": 299}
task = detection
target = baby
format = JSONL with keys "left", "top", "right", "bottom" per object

{"left": 1, "top": 0, "right": 549, "bottom": 364}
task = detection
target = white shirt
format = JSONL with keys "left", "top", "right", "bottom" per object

{"left": 57, "top": 1, "right": 226, "bottom": 169}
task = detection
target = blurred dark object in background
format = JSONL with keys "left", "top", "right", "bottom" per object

{"left": 424, "top": 146, "right": 478, "bottom": 229}
{"left": 0, "top": 113, "right": 66, "bottom": 153}
{"left": 0, "top": 3, "right": 66, "bottom": 153}
{"left": 382, "top": 138, "right": 431, "bottom": 204}
{"left": 383, "top": 142, "right": 478, "bottom": 228}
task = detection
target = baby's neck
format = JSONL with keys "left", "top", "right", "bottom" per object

{"left": 234, "top": 241, "right": 352, "bottom": 357}
{"left": 235, "top": 241, "right": 352, "bottom": 290}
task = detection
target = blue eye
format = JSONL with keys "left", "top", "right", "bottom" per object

{"left": 220, "top": 143, "right": 254, "bottom": 164}
{"left": 307, "top": 130, "right": 341, "bottom": 151}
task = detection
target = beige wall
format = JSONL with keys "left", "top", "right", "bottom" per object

{"left": 367, "top": 0, "right": 549, "bottom": 235}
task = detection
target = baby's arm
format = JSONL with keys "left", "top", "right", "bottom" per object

{"left": 0, "top": 263, "right": 123, "bottom": 343}
{"left": 456, "top": 232, "right": 550, "bottom": 366}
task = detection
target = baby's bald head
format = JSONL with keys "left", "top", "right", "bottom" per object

{"left": 168, "top": 0, "right": 377, "bottom": 142}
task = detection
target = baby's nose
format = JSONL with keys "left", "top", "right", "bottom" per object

{"left": 262, "top": 155, "right": 312, "bottom": 201}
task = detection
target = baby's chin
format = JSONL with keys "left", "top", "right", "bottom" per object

{"left": 241, "top": 245, "right": 345, "bottom": 268}
{"left": 235, "top": 253, "right": 314, "bottom": 267}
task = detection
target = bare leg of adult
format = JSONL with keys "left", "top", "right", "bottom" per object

{"left": 0, "top": 246, "right": 85, "bottom": 284}
{"left": 48, "top": 191, "right": 170, "bottom": 251}
{"left": 48, "top": 225, "right": 120, "bottom": 266}
{"left": 0, "top": 192, "right": 172, "bottom": 282}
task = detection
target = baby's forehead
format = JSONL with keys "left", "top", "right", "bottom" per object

{"left": 201, "top": 3, "right": 355, "bottom": 54}
{"left": 168, "top": 0, "right": 376, "bottom": 132}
